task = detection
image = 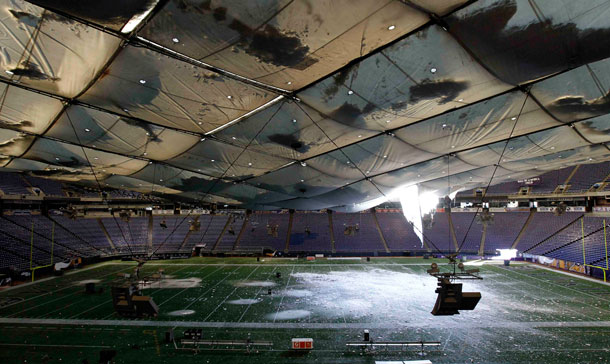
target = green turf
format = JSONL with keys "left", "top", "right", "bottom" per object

{"left": 0, "top": 257, "right": 609, "bottom": 363}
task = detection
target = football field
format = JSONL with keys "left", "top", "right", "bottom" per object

{"left": 1, "top": 257, "right": 609, "bottom": 363}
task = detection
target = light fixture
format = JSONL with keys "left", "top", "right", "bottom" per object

{"left": 84, "top": 128, "right": 91, "bottom": 132}
{"left": 300, "top": 179, "right": 305, "bottom": 182}
{"left": 430, "top": 67, "right": 437, "bottom": 73}
{"left": 347, "top": 90, "right": 354, "bottom": 95}
{"left": 358, "top": 135, "right": 362, "bottom": 138}
{"left": 511, "top": 117, "right": 517, "bottom": 121}
{"left": 5, "top": 70, "right": 14, "bottom": 75}
{"left": 248, "top": 162, "right": 252, "bottom": 166}
{"left": 458, "top": 98, "right": 464, "bottom": 102}
{"left": 211, "top": 159, "right": 215, "bottom": 162}
{"left": 94, "top": 157, "right": 99, "bottom": 160}
{"left": 286, "top": 81, "right": 292, "bottom": 85}
{"left": 139, "top": 79, "right": 146, "bottom": 84}
{"left": 159, "top": 179, "right": 163, "bottom": 182}
{"left": 143, "top": 152, "right": 147, "bottom": 156}
{"left": 388, "top": 25, "right": 396, "bottom": 30}
{"left": 386, "top": 120, "right": 391, "bottom": 123}
{"left": 442, "top": 124, "right": 447, "bottom": 128}
{"left": 451, "top": 145, "right": 455, "bottom": 148}
{"left": 383, "top": 155, "right": 387, "bottom": 158}
{"left": 232, "top": 136, "right": 236, "bottom": 140}
{"left": 550, "top": 146, "right": 555, "bottom": 150}
{"left": 200, "top": 137, "right": 205, "bottom": 141}
{"left": 55, "top": 157, "right": 60, "bottom": 161}
{"left": 300, "top": 161, "right": 307, "bottom": 167}
{"left": 172, "top": 37, "right": 179, "bottom": 43}
{"left": 227, "top": 95, "right": 232, "bottom": 99}
{"left": 292, "top": 119, "right": 297, "bottom": 123}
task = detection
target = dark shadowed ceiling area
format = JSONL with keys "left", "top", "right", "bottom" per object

{"left": 0, "top": 0, "right": 609, "bottom": 211}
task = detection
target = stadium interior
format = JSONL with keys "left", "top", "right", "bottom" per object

{"left": 0, "top": 0, "right": 610, "bottom": 363}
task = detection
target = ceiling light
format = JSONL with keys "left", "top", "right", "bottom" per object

{"left": 346, "top": 161, "right": 350, "bottom": 164}
{"left": 148, "top": 161, "right": 153, "bottom": 164}
{"left": 511, "top": 117, "right": 517, "bottom": 121}
{"left": 139, "top": 79, "right": 146, "bottom": 84}
{"left": 232, "top": 136, "right": 236, "bottom": 140}
{"left": 347, "top": 90, "right": 354, "bottom": 95}
{"left": 550, "top": 146, "right": 555, "bottom": 150}
{"left": 248, "top": 162, "right": 252, "bottom": 166}
{"left": 143, "top": 152, "right": 147, "bottom": 156}
{"left": 589, "top": 158, "right": 594, "bottom": 161}
{"left": 211, "top": 159, "right": 215, "bottom": 162}
{"left": 227, "top": 95, "right": 232, "bottom": 99}
{"left": 300, "top": 179, "right": 305, "bottom": 182}
{"left": 300, "top": 161, "right": 307, "bottom": 167}
{"left": 172, "top": 37, "right": 179, "bottom": 43}
{"left": 122, "top": 108, "right": 129, "bottom": 113}
{"left": 451, "top": 145, "right": 455, "bottom": 148}
{"left": 388, "top": 25, "right": 396, "bottom": 30}
{"left": 159, "top": 179, "right": 163, "bottom": 182}
{"left": 458, "top": 98, "right": 464, "bottom": 102}
{"left": 286, "top": 81, "right": 292, "bottom": 85}
{"left": 84, "top": 128, "right": 91, "bottom": 132}
{"left": 442, "top": 124, "right": 447, "bottom": 128}
{"left": 200, "top": 138, "right": 205, "bottom": 141}
{"left": 94, "top": 157, "right": 98, "bottom": 160}
{"left": 5, "top": 70, "right": 14, "bottom": 75}
{"left": 386, "top": 120, "right": 391, "bottom": 123}
{"left": 55, "top": 157, "right": 60, "bottom": 161}
{"left": 292, "top": 119, "right": 297, "bottom": 123}
{"left": 430, "top": 67, "right": 437, "bottom": 73}
{"left": 358, "top": 135, "right": 362, "bottom": 138}
{"left": 383, "top": 155, "right": 387, "bottom": 158}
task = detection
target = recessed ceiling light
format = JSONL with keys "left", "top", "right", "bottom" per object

{"left": 388, "top": 25, "right": 396, "bottom": 30}
{"left": 286, "top": 81, "right": 292, "bottom": 85}
{"left": 347, "top": 90, "right": 354, "bottom": 95}
{"left": 227, "top": 95, "right": 232, "bottom": 99}
{"left": 143, "top": 152, "right": 147, "bottom": 156}
{"left": 458, "top": 98, "right": 464, "bottom": 102}
{"left": 511, "top": 117, "right": 517, "bottom": 121}
{"left": 430, "top": 67, "right": 437, "bottom": 73}
{"left": 292, "top": 119, "right": 297, "bottom": 123}
{"left": 383, "top": 155, "right": 387, "bottom": 158}
{"left": 211, "top": 159, "right": 215, "bottom": 162}
{"left": 139, "top": 79, "right": 146, "bottom": 84}
{"left": 55, "top": 157, "right": 60, "bottom": 160}
{"left": 300, "top": 179, "right": 304, "bottom": 182}
{"left": 84, "top": 128, "right": 91, "bottom": 132}
{"left": 346, "top": 161, "right": 350, "bottom": 164}
{"left": 442, "top": 124, "right": 447, "bottom": 128}
{"left": 232, "top": 136, "right": 236, "bottom": 140}
{"left": 159, "top": 179, "right": 163, "bottom": 182}
{"left": 172, "top": 37, "right": 179, "bottom": 43}
{"left": 589, "top": 158, "right": 594, "bottom": 161}
{"left": 358, "top": 135, "right": 362, "bottom": 138}
{"left": 248, "top": 162, "right": 252, "bottom": 166}
{"left": 300, "top": 162, "right": 307, "bottom": 167}
{"left": 386, "top": 120, "right": 391, "bottom": 123}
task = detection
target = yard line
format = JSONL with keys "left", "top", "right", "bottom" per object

{"left": 170, "top": 265, "right": 244, "bottom": 329}
{"left": 96, "top": 265, "right": 196, "bottom": 320}
{"left": 5, "top": 265, "right": 134, "bottom": 317}
{"left": 0, "top": 264, "right": 131, "bottom": 311}
{"left": 237, "top": 266, "right": 278, "bottom": 323}
{"left": 202, "top": 266, "right": 260, "bottom": 321}
{"left": 157, "top": 265, "right": 224, "bottom": 306}
{"left": 273, "top": 265, "right": 295, "bottom": 323}
{"left": 4, "top": 317, "right": 610, "bottom": 330}
{"left": 327, "top": 264, "right": 347, "bottom": 324}
{"left": 483, "top": 268, "right": 596, "bottom": 321}
{"left": 495, "top": 265, "right": 610, "bottom": 308}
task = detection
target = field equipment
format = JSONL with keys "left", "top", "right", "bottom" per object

{"left": 427, "top": 256, "right": 482, "bottom": 316}
{"left": 174, "top": 329, "right": 272, "bottom": 353}
{"left": 110, "top": 283, "right": 158, "bottom": 318}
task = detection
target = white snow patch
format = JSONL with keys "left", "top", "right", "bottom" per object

{"left": 267, "top": 310, "right": 310, "bottom": 320}
{"left": 227, "top": 298, "right": 261, "bottom": 305}
{"left": 74, "top": 279, "right": 101, "bottom": 286}
{"left": 167, "top": 309, "right": 195, "bottom": 316}
{"left": 234, "top": 281, "right": 276, "bottom": 287}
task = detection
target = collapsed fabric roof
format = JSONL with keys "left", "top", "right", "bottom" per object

{"left": 0, "top": 0, "right": 609, "bottom": 211}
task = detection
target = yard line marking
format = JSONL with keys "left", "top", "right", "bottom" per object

{"left": 237, "top": 266, "right": 278, "bottom": 323}
{"left": 5, "top": 265, "right": 134, "bottom": 317}
{"left": 157, "top": 265, "right": 224, "bottom": 307}
{"left": 327, "top": 264, "right": 347, "bottom": 324}
{"left": 0, "top": 343, "right": 111, "bottom": 348}
{"left": 202, "top": 266, "right": 260, "bottom": 321}
{"left": 0, "top": 265, "right": 130, "bottom": 311}
{"left": 496, "top": 265, "right": 610, "bottom": 307}
{"left": 95, "top": 265, "right": 195, "bottom": 320}
{"left": 273, "top": 265, "right": 295, "bottom": 323}
{"left": 4, "top": 317, "right": 610, "bottom": 329}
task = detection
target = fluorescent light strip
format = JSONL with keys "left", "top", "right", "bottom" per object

{"left": 205, "top": 96, "right": 284, "bottom": 135}
{"left": 121, "top": 0, "right": 160, "bottom": 34}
